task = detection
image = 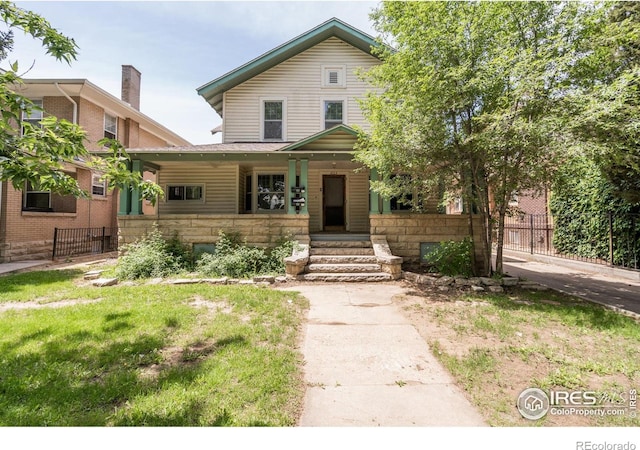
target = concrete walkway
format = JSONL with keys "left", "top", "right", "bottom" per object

{"left": 280, "top": 283, "right": 486, "bottom": 426}
{"left": 0, "top": 260, "right": 49, "bottom": 275}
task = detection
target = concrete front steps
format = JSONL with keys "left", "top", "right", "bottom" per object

{"left": 301, "top": 234, "right": 393, "bottom": 282}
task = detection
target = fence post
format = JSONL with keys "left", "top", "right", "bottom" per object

{"left": 52, "top": 228, "right": 58, "bottom": 260}
{"left": 101, "top": 227, "right": 106, "bottom": 254}
{"left": 530, "top": 214, "right": 534, "bottom": 254}
{"left": 608, "top": 212, "right": 614, "bottom": 267}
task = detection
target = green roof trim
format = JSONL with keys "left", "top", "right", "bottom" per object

{"left": 279, "top": 124, "right": 359, "bottom": 152}
{"left": 196, "top": 18, "right": 381, "bottom": 116}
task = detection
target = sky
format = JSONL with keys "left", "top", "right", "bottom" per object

{"left": 7, "top": 1, "right": 379, "bottom": 145}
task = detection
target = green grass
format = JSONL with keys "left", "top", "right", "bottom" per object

{"left": 0, "top": 269, "right": 307, "bottom": 426}
{"left": 423, "top": 288, "right": 640, "bottom": 426}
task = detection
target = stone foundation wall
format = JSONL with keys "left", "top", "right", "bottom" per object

{"left": 0, "top": 240, "right": 53, "bottom": 262}
{"left": 370, "top": 214, "right": 488, "bottom": 274}
{"left": 118, "top": 214, "right": 310, "bottom": 249}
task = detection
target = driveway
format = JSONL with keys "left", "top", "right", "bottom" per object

{"left": 503, "top": 256, "right": 640, "bottom": 316}
{"left": 279, "top": 283, "right": 486, "bottom": 426}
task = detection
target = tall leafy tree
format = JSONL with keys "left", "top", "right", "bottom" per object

{"left": 355, "top": 1, "right": 592, "bottom": 274}
{"left": 0, "top": 1, "right": 162, "bottom": 202}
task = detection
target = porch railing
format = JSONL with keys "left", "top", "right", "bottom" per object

{"left": 500, "top": 213, "right": 639, "bottom": 271}
{"left": 52, "top": 227, "right": 118, "bottom": 260}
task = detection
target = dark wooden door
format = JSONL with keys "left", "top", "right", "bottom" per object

{"left": 323, "top": 175, "right": 345, "bottom": 231}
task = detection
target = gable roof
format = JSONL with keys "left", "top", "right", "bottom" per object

{"left": 279, "top": 124, "right": 358, "bottom": 152}
{"left": 196, "top": 18, "right": 380, "bottom": 116}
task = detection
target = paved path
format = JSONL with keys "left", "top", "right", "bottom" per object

{"left": 280, "top": 283, "right": 486, "bottom": 426}
{"left": 503, "top": 256, "right": 640, "bottom": 316}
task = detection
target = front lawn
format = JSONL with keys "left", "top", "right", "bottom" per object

{"left": 0, "top": 269, "right": 307, "bottom": 426}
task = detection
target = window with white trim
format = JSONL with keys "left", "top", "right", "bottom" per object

{"left": 324, "top": 100, "right": 343, "bottom": 129}
{"left": 167, "top": 185, "right": 203, "bottom": 201}
{"left": 453, "top": 197, "right": 464, "bottom": 213}
{"left": 263, "top": 100, "right": 283, "bottom": 140}
{"left": 92, "top": 174, "right": 107, "bottom": 197}
{"left": 23, "top": 175, "right": 77, "bottom": 213}
{"left": 322, "top": 65, "right": 346, "bottom": 88}
{"left": 257, "top": 174, "right": 285, "bottom": 211}
{"left": 104, "top": 113, "right": 117, "bottom": 140}
{"left": 21, "top": 99, "right": 43, "bottom": 135}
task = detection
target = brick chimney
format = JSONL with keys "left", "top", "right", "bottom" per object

{"left": 121, "top": 65, "right": 141, "bottom": 110}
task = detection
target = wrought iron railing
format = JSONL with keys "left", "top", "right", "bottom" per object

{"left": 52, "top": 227, "right": 118, "bottom": 259}
{"left": 500, "top": 213, "right": 639, "bottom": 271}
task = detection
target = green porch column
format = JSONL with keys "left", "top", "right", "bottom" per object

{"left": 382, "top": 174, "right": 392, "bottom": 214}
{"left": 118, "top": 161, "right": 132, "bottom": 215}
{"left": 287, "top": 159, "right": 297, "bottom": 215}
{"left": 369, "top": 168, "right": 380, "bottom": 214}
{"left": 300, "top": 159, "right": 308, "bottom": 214}
{"left": 130, "top": 160, "right": 144, "bottom": 215}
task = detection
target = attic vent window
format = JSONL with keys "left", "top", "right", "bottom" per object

{"left": 322, "top": 65, "right": 346, "bottom": 88}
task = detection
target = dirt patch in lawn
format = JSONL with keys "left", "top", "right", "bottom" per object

{"left": 0, "top": 298, "right": 103, "bottom": 313}
{"left": 393, "top": 282, "right": 640, "bottom": 427}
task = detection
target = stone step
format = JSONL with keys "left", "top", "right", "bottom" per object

{"left": 300, "top": 272, "right": 392, "bottom": 282}
{"left": 309, "top": 255, "right": 378, "bottom": 264}
{"left": 306, "top": 263, "right": 382, "bottom": 273}
{"left": 310, "top": 240, "right": 372, "bottom": 249}
{"left": 309, "top": 234, "right": 370, "bottom": 242}
{"left": 309, "top": 247, "right": 375, "bottom": 256}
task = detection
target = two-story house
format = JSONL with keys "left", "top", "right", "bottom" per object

{"left": 117, "top": 19, "right": 487, "bottom": 278}
{"left": 0, "top": 66, "right": 191, "bottom": 262}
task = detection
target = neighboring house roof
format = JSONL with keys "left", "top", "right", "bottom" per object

{"left": 196, "top": 18, "right": 381, "bottom": 116}
{"left": 16, "top": 79, "right": 192, "bottom": 147}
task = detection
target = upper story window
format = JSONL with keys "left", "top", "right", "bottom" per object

{"left": 21, "top": 99, "right": 43, "bottom": 135}
{"left": 322, "top": 65, "right": 346, "bottom": 88}
{"left": 263, "top": 100, "right": 284, "bottom": 140}
{"left": 104, "top": 113, "right": 117, "bottom": 140}
{"left": 92, "top": 174, "right": 107, "bottom": 197}
{"left": 324, "top": 101, "right": 343, "bottom": 129}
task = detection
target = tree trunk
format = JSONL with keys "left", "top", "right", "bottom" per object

{"left": 495, "top": 206, "right": 507, "bottom": 274}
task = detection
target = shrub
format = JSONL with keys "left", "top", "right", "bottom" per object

{"left": 116, "top": 227, "right": 193, "bottom": 280}
{"left": 195, "top": 231, "right": 294, "bottom": 278}
{"left": 424, "top": 238, "right": 474, "bottom": 277}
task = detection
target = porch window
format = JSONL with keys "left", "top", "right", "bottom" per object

{"left": 92, "top": 174, "right": 107, "bottom": 197}
{"left": 263, "top": 101, "right": 283, "bottom": 140}
{"left": 324, "top": 101, "right": 343, "bottom": 129}
{"left": 167, "top": 185, "right": 203, "bottom": 201}
{"left": 104, "top": 113, "right": 117, "bottom": 140}
{"left": 21, "top": 99, "right": 43, "bottom": 135}
{"left": 390, "top": 174, "right": 413, "bottom": 211}
{"left": 257, "top": 174, "right": 285, "bottom": 211}
{"left": 23, "top": 175, "right": 77, "bottom": 213}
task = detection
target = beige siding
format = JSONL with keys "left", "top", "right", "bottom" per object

{"left": 224, "top": 37, "right": 380, "bottom": 143}
{"left": 348, "top": 170, "right": 370, "bottom": 232}
{"left": 308, "top": 169, "right": 322, "bottom": 232}
{"left": 157, "top": 164, "right": 239, "bottom": 214}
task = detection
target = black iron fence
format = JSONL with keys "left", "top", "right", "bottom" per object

{"left": 500, "top": 213, "right": 640, "bottom": 270}
{"left": 52, "top": 227, "right": 118, "bottom": 260}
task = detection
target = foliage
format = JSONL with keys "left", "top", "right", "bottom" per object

{"left": 424, "top": 238, "right": 474, "bottom": 277}
{"left": 115, "top": 227, "right": 193, "bottom": 280}
{"left": 195, "top": 231, "right": 294, "bottom": 278}
{"left": 355, "top": 1, "right": 592, "bottom": 275}
{"left": 550, "top": 156, "right": 640, "bottom": 266}
{"left": 0, "top": 1, "right": 162, "bottom": 203}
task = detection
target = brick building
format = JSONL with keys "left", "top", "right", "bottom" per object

{"left": 0, "top": 66, "right": 190, "bottom": 262}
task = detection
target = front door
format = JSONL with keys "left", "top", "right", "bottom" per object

{"left": 323, "top": 175, "right": 345, "bottom": 231}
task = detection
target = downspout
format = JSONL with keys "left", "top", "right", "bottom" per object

{"left": 54, "top": 83, "right": 89, "bottom": 228}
